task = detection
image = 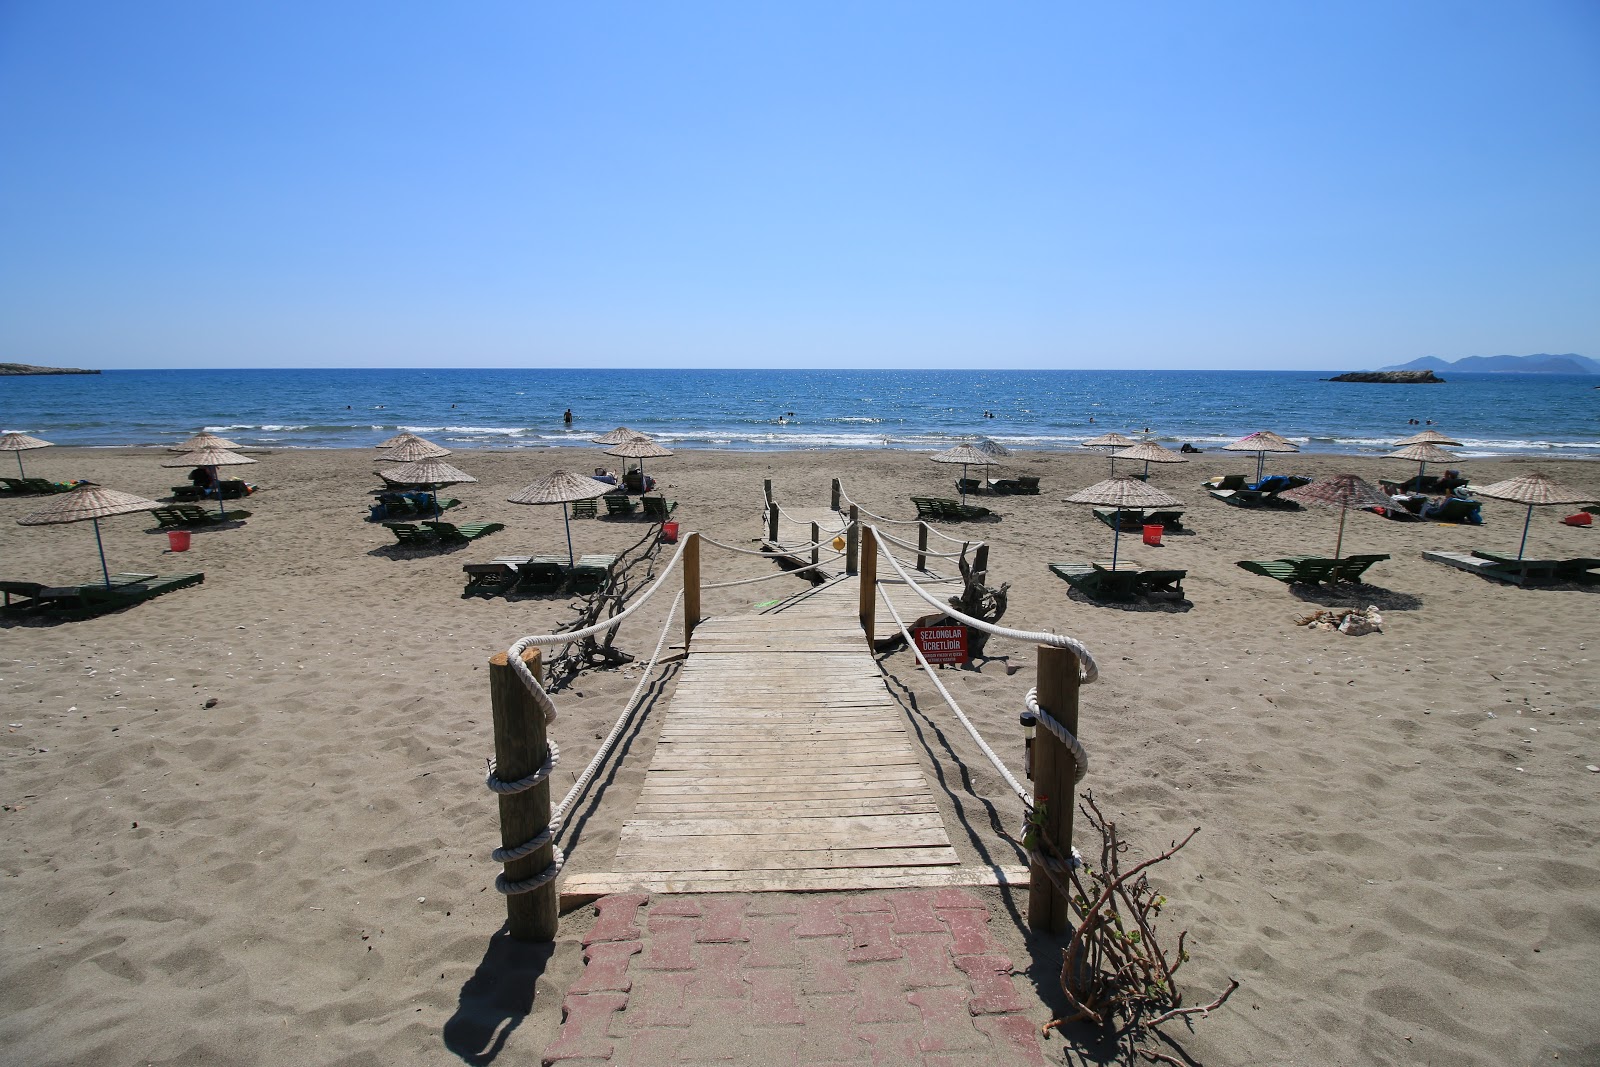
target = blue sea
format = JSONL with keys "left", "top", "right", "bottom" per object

{"left": 3, "top": 368, "right": 1597, "bottom": 459}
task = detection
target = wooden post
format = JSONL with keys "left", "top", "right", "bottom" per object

{"left": 973, "top": 544, "right": 989, "bottom": 583}
{"left": 846, "top": 505, "right": 859, "bottom": 575}
{"left": 810, "top": 521, "right": 820, "bottom": 574}
{"left": 683, "top": 531, "right": 700, "bottom": 648}
{"left": 916, "top": 522, "right": 928, "bottom": 572}
{"left": 831, "top": 477, "right": 841, "bottom": 511}
{"left": 858, "top": 525, "right": 876, "bottom": 648}
{"left": 488, "top": 647, "right": 558, "bottom": 941}
{"left": 1028, "top": 644, "right": 1081, "bottom": 935}
{"left": 764, "top": 479, "right": 778, "bottom": 543}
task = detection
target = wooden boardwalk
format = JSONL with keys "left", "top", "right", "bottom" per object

{"left": 761, "top": 507, "right": 849, "bottom": 579}
{"left": 765, "top": 572, "right": 965, "bottom": 649}
{"left": 559, "top": 605, "right": 1022, "bottom": 903}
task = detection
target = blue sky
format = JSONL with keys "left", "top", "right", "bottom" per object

{"left": 1, "top": 1, "right": 1596, "bottom": 370}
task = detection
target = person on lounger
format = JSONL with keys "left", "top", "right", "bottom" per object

{"left": 188, "top": 466, "right": 217, "bottom": 496}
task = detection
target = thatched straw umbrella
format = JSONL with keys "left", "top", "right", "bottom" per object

{"left": 162, "top": 447, "right": 258, "bottom": 518}
{"left": 1111, "top": 440, "right": 1189, "bottom": 480}
{"left": 1472, "top": 472, "right": 1594, "bottom": 561}
{"left": 591, "top": 427, "right": 651, "bottom": 446}
{"left": 1279, "top": 474, "right": 1391, "bottom": 562}
{"left": 0, "top": 432, "right": 53, "bottom": 478}
{"left": 1393, "top": 429, "right": 1463, "bottom": 447}
{"left": 380, "top": 436, "right": 451, "bottom": 462}
{"left": 1385, "top": 442, "right": 1460, "bottom": 486}
{"left": 508, "top": 470, "right": 616, "bottom": 567}
{"left": 1064, "top": 476, "right": 1183, "bottom": 570}
{"left": 376, "top": 430, "right": 430, "bottom": 450}
{"left": 17, "top": 484, "right": 162, "bottom": 587}
{"left": 375, "top": 458, "right": 477, "bottom": 519}
{"left": 1083, "top": 432, "right": 1138, "bottom": 476}
{"left": 1223, "top": 430, "right": 1299, "bottom": 482}
{"left": 930, "top": 443, "right": 999, "bottom": 504}
{"left": 168, "top": 431, "right": 240, "bottom": 452}
{"left": 603, "top": 437, "right": 674, "bottom": 493}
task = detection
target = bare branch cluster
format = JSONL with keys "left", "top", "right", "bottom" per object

{"left": 543, "top": 526, "right": 664, "bottom": 690}
{"left": 1038, "top": 792, "right": 1238, "bottom": 1062}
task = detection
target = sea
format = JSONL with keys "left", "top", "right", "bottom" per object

{"left": 3, "top": 368, "right": 1597, "bottom": 459}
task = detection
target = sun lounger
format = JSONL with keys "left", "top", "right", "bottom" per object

{"left": 570, "top": 499, "right": 598, "bottom": 519}
{"left": 423, "top": 520, "right": 504, "bottom": 543}
{"left": 604, "top": 494, "right": 637, "bottom": 518}
{"left": 911, "top": 497, "right": 992, "bottom": 522}
{"left": 641, "top": 496, "right": 677, "bottom": 520}
{"left": 956, "top": 478, "right": 984, "bottom": 496}
{"left": 571, "top": 553, "right": 619, "bottom": 594}
{"left": 1093, "top": 507, "right": 1186, "bottom": 533}
{"left": 0, "top": 580, "right": 46, "bottom": 609}
{"left": 515, "top": 555, "right": 571, "bottom": 594}
{"left": 1015, "top": 475, "right": 1041, "bottom": 495}
{"left": 1048, "top": 561, "right": 1185, "bottom": 600}
{"left": 3, "top": 573, "right": 204, "bottom": 618}
{"left": 1470, "top": 550, "right": 1600, "bottom": 585}
{"left": 383, "top": 522, "right": 438, "bottom": 546}
{"left": 1421, "top": 497, "right": 1482, "bottom": 524}
{"left": 1237, "top": 554, "right": 1389, "bottom": 585}
{"left": 462, "top": 561, "right": 520, "bottom": 597}
{"left": 2, "top": 477, "right": 76, "bottom": 495}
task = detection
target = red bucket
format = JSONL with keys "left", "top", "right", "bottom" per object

{"left": 1142, "top": 524, "right": 1163, "bottom": 547}
{"left": 167, "top": 530, "right": 191, "bottom": 552}
{"left": 661, "top": 521, "right": 679, "bottom": 543}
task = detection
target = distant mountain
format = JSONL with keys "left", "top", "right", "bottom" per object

{"left": 1381, "top": 353, "right": 1599, "bottom": 374}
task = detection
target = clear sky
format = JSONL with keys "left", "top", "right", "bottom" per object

{"left": 1, "top": 1, "right": 1596, "bottom": 370}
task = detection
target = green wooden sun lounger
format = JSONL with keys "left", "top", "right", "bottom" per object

{"left": 10, "top": 573, "right": 204, "bottom": 618}
{"left": 571, "top": 553, "right": 619, "bottom": 594}
{"left": 604, "top": 494, "right": 637, "bottom": 518}
{"left": 570, "top": 499, "right": 598, "bottom": 519}
{"left": 422, "top": 520, "right": 505, "bottom": 543}
{"left": 383, "top": 522, "right": 439, "bottom": 546}
{"left": 1238, "top": 554, "right": 1389, "bottom": 585}
{"left": 1470, "top": 550, "right": 1599, "bottom": 585}
{"left": 1049, "top": 561, "right": 1185, "bottom": 601}
{"left": 516, "top": 555, "right": 571, "bottom": 594}
{"left": 0, "top": 580, "right": 47, "bottom": 610}
{"left": 462, "top": 562, "right": 520, "bottom": 597}
{"left": 2, "top": 477, "right": 76, "bottom": 495}
{"left": 166, "top": 504, "right": 250, "bottom": 525}
{"left": 641, "top": 496, "right": 677, "bottom": 520}
{"left": 1093, "top": 507, "right": 1187, "bottom": 533}
{"left": 911, "top": 497, "right": 992, "bottom": 522}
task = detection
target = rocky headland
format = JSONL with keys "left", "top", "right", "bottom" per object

{"left": 1328, "top": 370, "right": 1443, "bottom": 384}
{"left": 0, "top": 363, "right": 100, "bottom": 375}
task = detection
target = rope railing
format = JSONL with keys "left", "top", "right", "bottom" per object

{"left": 870, "top": 525, "right": 1099, "bottom": 683}
{"left": 701, "top": 532, "right": 835, "bottom": 557}
{"left": 872, "top": 526, "right": 973, "bottom": 560}
{"left": 703, "top": 551, "right": 847, "bottom": 588}
{"left": 837, "top": 483, "right": 982, "bottom": 546}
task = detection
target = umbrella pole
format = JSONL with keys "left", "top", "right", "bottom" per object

{"left": 16, "top": 451, "right": 25, "bottom": 477}
{"left": 563, "top": 502, "right": 576, "bottom": 568}
{"left": 960, "top": 464, "right": 967, "bottom": 504}
{"left": 1333, "top": 506, "right": 1348, "bottom": 562}
{"left": 1516, "top": 504, "right": 1533, "bottom": 561}
{"left": 92, "top": 517, "right": 112, "bottom": 587}
{"left": 1143, "top": 459, "right": 1151, "bottom": 479}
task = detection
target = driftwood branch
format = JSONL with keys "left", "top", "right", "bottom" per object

{"left": 544, "top": 525, "right": 663, "bottom": 690}
{"left": 1146, "top": 978, "right": 1240, "bottom": 1027}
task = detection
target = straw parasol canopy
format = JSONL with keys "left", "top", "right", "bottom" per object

{"left": 591, "top": 426, "right": 651, "bottom": 446}
{"left": 1111, "top": 440, "right": 1189, "bottom": 479}
{"left": 508, "top": 470, "right": 617, "bottom": 566}
{"left": 1472, "top": 472, "right": 1594, "bottom": 560}
{"left": 1083, "top": 432, "right": 1139, "bottom": 475}
{"left": 603, "top": 437, "right": 674, "bottom": 492}
{"left": 380, "top": 436, "right": 451, "bottom": 461}
{"left": 376, "top": 430, "right": 429, "bottom": 450}
{"left": 1385, "top": 441, "right": 1460, "bottom": 485}
{"left": 1394, "top": 428, "right": 1463, "bottom": 447}
{"left": 162, "top": 447, "right": 259, "bottom": 517}
{"left": 17, "top": 483, "right": 162, "bottom": 587}
{"left": 1279, "top": 474, "right": 1390, "bottom": 562}
{"left": 930, "top": 444, "right": 1000, "bottom": 503}
{"left": 971, "top": 437, "right": 1011, "bottom": 458}
{"left": 1064, "top": 476, "right": 1183, "bottom": 569}
{"left": 376, "top": 457, "right": 476, "bottom": 519}
{"left": 1224, "top": 430, "right": 1300, "bottom": 481}
{"left": 169, "top": 431, "right": 240, "bottom": 452}
{"left": 0, "top": 432, "right": 53, "bottom": 477}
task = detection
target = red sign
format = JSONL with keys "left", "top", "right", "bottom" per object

{"left": 913, "top": 624, "right": 969, "bottom": 665}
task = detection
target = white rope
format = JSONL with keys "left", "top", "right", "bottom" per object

{"left": 871, "top": 526, "right": 1100, "bottom": 683}
{"left": 700, "top": 533, "right": 834, "bottom": 557}
{"left": 551, "top": 592, "right": 681, "bottom": 827}
{"left": 703, "top": 552, "right": 846, "bottom": 588}
{"left": 877, "top": 586, "right": 1033, "bottom": 806}
{"left": 838, "top": 484, "right": 980, "bottom": 545}
{"left": 497, "top": 853, "right": 564, "bottom": 895}
{"left": 873, "top": 527, "right": 973, "bottom": 560}
{"left": 1025, "top": 686, "right": 1089, "bottom": 784}
{"left": 485, "top": 743, "right": 560, "bottom": 794}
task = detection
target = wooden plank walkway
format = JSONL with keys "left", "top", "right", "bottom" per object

{"left": 560, "top": 606, "right": 1023, "bottom": 903}
{"left": 761, "top": 507, "right": 848, "bottom": 579}
{"left": 763, "top": 572, "right": 964, "bottom": 649}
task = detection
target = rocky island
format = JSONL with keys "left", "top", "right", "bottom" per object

{"left": 1328, "top": 370, "right": 1443, "bottom": 384}
{"left": 0, "top": 363, "right": 100, "bottom": 375}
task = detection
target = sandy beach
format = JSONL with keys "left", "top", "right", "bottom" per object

{"left": 2, "top": 444, "right": 1597, "bottom": 1066}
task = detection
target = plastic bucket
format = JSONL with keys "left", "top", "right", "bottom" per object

{"left": 1562, "top": 512, "right": 1592, "bottom": 527}
{"left": 661, "top": 521, "right": 679, "bottom": 543}
{"left": 1142, "top": 524, "right": 1163, "bottom": 547}
{"left": 167, "top": 530, "right": 192, "bottom": 552}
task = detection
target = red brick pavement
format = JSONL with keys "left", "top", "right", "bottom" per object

{"left": 542, "top": 889, "right": 1048, "bottom": 1066}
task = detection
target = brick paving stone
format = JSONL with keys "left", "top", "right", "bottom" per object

{"left": 886, "top": 890, "right": 949, "bottom": 934}
{"left": 857, "top": 1022, "right": 927, "bottom": 1065}
{"left": 907, "top": 988, "right": 987, "bottom": 1053}
{"left": 693, "top": 896, "right": 751, "bottom": 942}
{"left": 650, "top": 896, "right": 703, "bottom": 918}
{"left": 542, "top": 992, "right": 629, "bottom": 1063}
{"left": 743, "top": 915, "right": 801, "bottom": 968}
{"left": 797, "top": 936, "right": 856, "bottom": 994}
{"left": 953, "top": 953, "right": 1025, "bottom": 1015}
{"left": 583, "top": 893, "right": 648, "bottom": 946}
{"left": 569, "top": 940, "right": 642, "bottom": 995}
{"left": 684, "top": 943, "right": 749, "bottom": 1000}
{"left": 840, "top": 895, "right": 893, "bottom": 913}
{"left": 843, "top": 911, "right": 903, "bottom": 962}
{"left": 792, "top": 896, "right": 847, "bottom": 937}
{"left": 896, "top": 933, "right": 965, "bottom": 989}
{"left": 853, "top": 974, "right": 918, "bottom": 1024}
{"left": 744, "top": 969, "right": 805, "bottom": 1025}
{"left": 974, "top": 1013, "right": 1052, "bottom": 1066}
{"left": 937, "top": 906, "right": 993, "bottom": 955}
{"left": 619, "top": 971, "right": 693, "bottom": 1029}
{"left": 637, "top": 916, "right": 697, "bottom": 970}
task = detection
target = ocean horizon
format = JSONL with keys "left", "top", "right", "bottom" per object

{"left": 4, "top": 367, "right": 1596, "bottom": 460}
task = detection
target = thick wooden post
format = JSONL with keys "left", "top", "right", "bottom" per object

{"left": 846, "top": 506, "right": 859, "bottom": 575}
{"left": 810, "top": 521, "right": 820, "bottom": 573}
{"left": 764, "top": 479, "right": 778, "bottom": 543}
{"left": 683, "top": 531, "right": 701, "bottom": 647}
{"left": 858, "top": 525, "right": 877, "bottom": 648}
{"left": 1028, "top": 644, "right": 1081, "bottom": 935}
{"left": 831, "top": 477, "right": 841, "bottom": 511}
{"left": 973, "top": 544, "right": 989, "bottom": 583}
{"left": 916, "top": 522, "right": 928, "bottom": 572}
{"left": 488, "top": 647, "right": 558, "bottom": 941}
